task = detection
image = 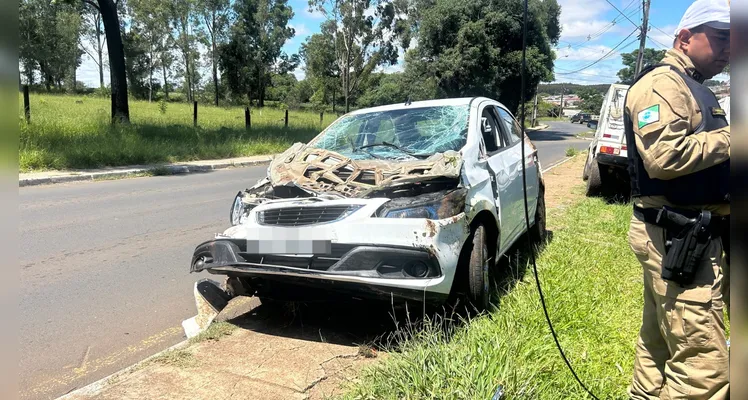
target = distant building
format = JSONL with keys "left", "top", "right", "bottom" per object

{"left": 542, "top": 94, "right": 580, "bottom": 107}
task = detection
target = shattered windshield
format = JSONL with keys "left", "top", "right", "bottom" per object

{"left": 308, "top": 105, "right": 470, "bottom": 160}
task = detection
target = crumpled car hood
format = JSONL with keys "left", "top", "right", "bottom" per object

{"left": 268, "top": 143, "right": 463, "bottom": 198}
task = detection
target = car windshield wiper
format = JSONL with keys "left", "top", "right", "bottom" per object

{"left": 357, "top": 141, "right": 430, "bottom": 159}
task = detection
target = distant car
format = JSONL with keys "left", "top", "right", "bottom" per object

{"left": 570, "top": 112, "right": 592, "bottom": 124}
{"left": 190, "top": 97, "right": 546, "bottom": 311}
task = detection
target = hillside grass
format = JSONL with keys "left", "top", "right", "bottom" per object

{"left": 19, "top": 93, "right": 340, "bottom": 172}
{"left": 341, "top": 197, "right": 649, "bottom": 400}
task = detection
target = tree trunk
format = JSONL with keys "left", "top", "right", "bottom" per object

{"left": 163, "top": 64, "right": 169, "bottom": 100}
{"left": 148, "top": 47, "right": 153, "bottom": 102}
{"left": 345, "top": 57, "right": 350, "bottom": 113}
{"left": 98, "top": 0, "right": 129, "bottom": 123}
{"left": 96, "top": 13, "right": 104, "bottom": 89}
{"left": 72, "top": 67, "right": 77, "bottom": 93}
{"left": 211, "top": 12, "right": 218, "bottom": 107}
{"left": 332, "top": 83, "right": 336, "bottom": 113}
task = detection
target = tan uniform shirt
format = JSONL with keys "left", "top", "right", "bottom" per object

{"left": 626, "top": 48, "right": 730, "bottom": 216}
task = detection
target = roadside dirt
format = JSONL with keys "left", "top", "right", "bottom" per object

{"left": 61, "top": 152, "right": 589, "bottom": 400}
{"left": 544, "top": 152, "right": 588, "bottom": 216}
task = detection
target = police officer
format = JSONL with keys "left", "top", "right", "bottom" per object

{"left": 623, "top": 0, "right": 731, "bottom": 398}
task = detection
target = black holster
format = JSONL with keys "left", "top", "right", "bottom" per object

{"left": 634, "top": 206, "right": 715, "bottom": 286}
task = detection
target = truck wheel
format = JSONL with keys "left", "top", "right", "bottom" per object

{"left": 582, "top": 157, "right": 590, "bottom": 181}
{"left": 585, "top": 160, "right": 604, "bottom": 197}
{"left": 466, "top": 224, "right": 492, "bottom": 311}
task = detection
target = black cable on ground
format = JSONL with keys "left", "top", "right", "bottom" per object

{"left": 517, "top": 0, "right": 601, "bottom": 398}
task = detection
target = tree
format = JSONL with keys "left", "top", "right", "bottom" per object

{"left": 219, "top": 0, "right": 296, "bottom": 106}
{"left": 129, "top": 0, "right": 171, "bottom": 102}
{"left": 81, "top": 3, "right": 107, "bottom": 89}
{"left": 404, "top": 0, "right": 561, "bottom": 115}
{"left": 300, "top": 20, "right": 340, "bottom": 111}
{"left": 170, "top": 0, "right": 200, "bottom": 102}
{"left": 309, "top": 0, "right": 401, "bottom": 113}
{"left": 92, "top": 0, "right": 130, "bottom": 122}
{"left": 616, "top": 48, "right": 666, "bottom": 84}
{"left": 19, "top": 0, "right": 83, "bottom": 91}
{"left": 578, "top": 87, "right": 603, "bottom": 114}
{"left": 196, "top": 0, "right": 230, "bottom": 106}
{"left": 253, "top": 0, "right": 296, "bottom": 107}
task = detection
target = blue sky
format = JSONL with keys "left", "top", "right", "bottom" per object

{"left": 77, "top": 0, "right": 729, "bottom": 88}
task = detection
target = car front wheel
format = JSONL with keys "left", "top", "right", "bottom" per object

{"left": 531, "top": 184, "right": 546, "bottom": 243}
{"left": 466, "top": 224, "right": 492, "bottom": 311}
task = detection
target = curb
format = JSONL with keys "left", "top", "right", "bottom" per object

{"left": 541, "top": 151, "right": 584, "bottom": 174}
{"left": 55, "top": 339, "right": 191, "bottom": 399}
{"left": 19, "top": 156, "right": 276, "bottom": 188}
{"left": 526, "top": 124, "right": 549, "bottom": 131}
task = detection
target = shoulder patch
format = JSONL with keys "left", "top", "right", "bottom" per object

{"left": 637, "top": 105, "right": 660, "bottom": 129}
{"left": 711, "top": 107, "right": 726, "bottom": 117}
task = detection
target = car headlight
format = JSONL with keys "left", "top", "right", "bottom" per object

{"left": 378, "top": 188, "right": 467, "bottom": 219}
{"left": 230, "top": 191, "right": 245, "bottom": 226}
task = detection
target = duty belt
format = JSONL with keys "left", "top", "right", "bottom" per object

{"left": 633, "top": 205, "right": 727, "bottom": 238}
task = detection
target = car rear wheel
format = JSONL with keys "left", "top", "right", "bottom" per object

{"left": 466, "top": 224, "right": 492, "bottom": 311}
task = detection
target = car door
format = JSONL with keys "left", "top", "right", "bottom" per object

{"left": 477, "top": 103, "right": 517, "bottom": 250}
{"left": 495, "top": 106, "right": 539, "bottom": 239}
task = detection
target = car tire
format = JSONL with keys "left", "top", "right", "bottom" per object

{"left": 466, "top": 224, "right": 492, "bottom": 311}
{"left": 531, "top": 184, "right": 546, "bottom": 243}
{"left": 585, "top": 160, "right": 605, "bottom": 197}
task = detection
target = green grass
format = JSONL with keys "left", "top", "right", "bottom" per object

{"left": 19, "top": 93, "right": 339, "bottom": 172}
{"left": 147, "top": 349, "right": 199, "bottom": 368}
{"left": 188, "top": 321, "right": 237, "bottom": 345}
{"left": 339, "top": 197, "right": 647, "bottom": 400}
{"left": 565, "top": 146, "right": 580, "bottom": 157}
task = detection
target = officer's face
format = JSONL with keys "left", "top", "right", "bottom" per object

{"left": 681, "top": 25, "right": 731, "bottom": 78}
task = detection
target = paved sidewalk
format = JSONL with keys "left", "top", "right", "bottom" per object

{"left": 19, "top": 154, "right": 278, "bottom": 187}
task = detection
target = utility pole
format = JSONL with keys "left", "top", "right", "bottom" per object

{"left": 532, "top": 93, "right": 538, "bottom": 126}
{"left": 560, "top": 84, "right": 565, "bottom": 118}
{"left": 635, "top": 0, "right": 651, "bottom": 77}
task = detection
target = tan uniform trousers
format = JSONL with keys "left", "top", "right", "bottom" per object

{"left": 626, "top": 214, "right": 729, "bottom": 400}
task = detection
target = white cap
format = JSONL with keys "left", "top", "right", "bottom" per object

{"left": 675, "top": 0, "right": 731, "bottom": 36}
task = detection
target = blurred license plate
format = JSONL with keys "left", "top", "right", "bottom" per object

{"left": 245, "top": 240, "right": 331, "bottom": 255}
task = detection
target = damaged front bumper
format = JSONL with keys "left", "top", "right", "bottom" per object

{"left": 191, "top": 203, "right": 470, "bottom": 303}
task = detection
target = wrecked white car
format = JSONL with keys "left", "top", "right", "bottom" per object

{"left": 190, "top": 97, "right": 546, "bottom": 310}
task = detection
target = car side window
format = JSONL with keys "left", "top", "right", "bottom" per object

{"left": 495, "top": 107, "right": 522, "bottom": 145}
{"left": 480, "top": 108, "right": 502, "bottom": 154}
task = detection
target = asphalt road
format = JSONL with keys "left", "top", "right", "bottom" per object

{"left": 19, "top": 121, "right": 591, "bottom": 400}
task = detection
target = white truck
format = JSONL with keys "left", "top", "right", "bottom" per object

{"left": 582, "top": 83, "right": 630, "bottom": 197}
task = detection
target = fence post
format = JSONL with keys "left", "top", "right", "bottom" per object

{"left": 319, "top": 111, "right": 323, "bottom": 124}
{"left": 23, "top": 85, "right": 30, "bottom": 123}
{"left": 284, "top": 109, "right": 289, "bottom": 128}
{"left": 193, "top": 101, "right": 198, "bottom": 127}
{"left": 245, "top": 107, "right": 251, "bottom": 130}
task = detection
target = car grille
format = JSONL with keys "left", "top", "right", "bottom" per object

{"left": 237, "top": 244, "right": 358, "bottom": 271}
{"left": 257, "top": 205, "right": 360, "bottom": 226}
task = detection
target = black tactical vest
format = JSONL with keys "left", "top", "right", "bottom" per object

{"left": 624, "top": 63, "right": 730, "bottom": 205}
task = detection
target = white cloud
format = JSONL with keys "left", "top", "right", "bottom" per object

{"left": 290, "top": 23, "right": 311, "bottom": 38}
{"left": 304, "top": 8, "right": 325, "bottom": 20}
{"left": 555, "top": 44, "right": 613, "bottom": 61}
{"left": 558, "top": 0, "right": 611, "bottom": 24}
{"left": 557, "top": 0, "right": 634, "bottom": 43}
{"left": 647, "top": 24, "right": 677, "bottom": 50}
{"left": 293, "top": 65, "right": 306, "bottom": 81}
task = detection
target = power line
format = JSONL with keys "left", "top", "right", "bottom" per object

{"left": 602, "top": 0, "right": 640, "bottom": 28}
{"left": 558, "top": 4, "right": 641, "bottom": 50}
{"left": 556, "top": 29, "right": 639, "bottom": 75}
